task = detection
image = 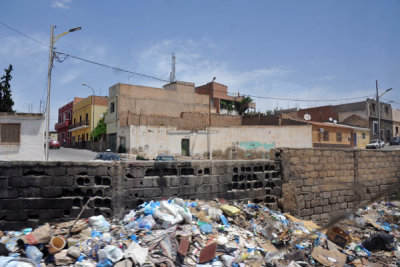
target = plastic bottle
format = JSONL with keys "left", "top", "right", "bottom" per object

{"left": 96, "top": 258, "right": 113, "bottom": 267}
{"left": 25, "top": 245, "right": 43, "bottom": 264}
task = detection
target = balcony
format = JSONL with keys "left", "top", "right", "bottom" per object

{"left": 55, "top": 119, "right": 71, "bottom": 131}
{"left": 68, "top": 120, "right": 90, "bottom": 131}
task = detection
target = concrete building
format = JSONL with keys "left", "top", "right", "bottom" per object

{"left": 0, "top": 113, "right": 45, "bottom": 161}
{"left": 55, "top": 97, "right": 82, "bottom": 147}
{"left": 392, "top": 109, "right": 400, "bottom": 137}
{"left": 104, "top": 81, "right": 255, "bottom": 152}
{"left": 195, "top": 82, "right": 256, "bottom": 115}
{"left": 120, "top": 125, "right": 312, "bottom": 159}
{"left": 69, "top": 96, "right": 107, "bottom": 149}
{"left": 296, "top": 99, "right": 393, "bottom": 143}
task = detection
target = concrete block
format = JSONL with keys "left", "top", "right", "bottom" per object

{"left": 329, "top": 197, "right": 337, "bottom": 204}
{"left": 323, "top": 205, "right": 332, "bottom": 213}
{"left": 126, "top": 167, "right": 145, "bottom": 178}
{"left": 161, "top": 187, "right": 179, "bottom": 198}
{"left": 313, "top": 206, "right": 322, "bottom": 214}
{"left": 0, "top": 189, "right": 19, "bottom": 199}
{"left": 41, "top": 187, "right": 63, "bottom": 198}
{"left": 143, "top": 188, "right": 161, "bottom": 198}
{"left": 18, "top": 188, "right": 40, "bottom": 198}
{"left": 196, "top": 184, "right": 212, "bottom": 194}
{"left": 323, "top": 192, "right": 331, "bottom": 199}
{"left": 187, "top": 176, "right": 203, "bottom": 186}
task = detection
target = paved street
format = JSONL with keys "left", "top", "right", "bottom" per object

{"left": 49, "top": 147, "right": 98, "bottom": 162}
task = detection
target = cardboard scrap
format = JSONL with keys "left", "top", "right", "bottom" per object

{"left": 285, "top": 214, "right": 326, "bottom": 234}
{"left": 220, "top": 205, "right": 241, "bottom": 217}
{"left": 311, "top": 246, "right": 347, "bottom": 267}
{"left": 364, "top": 216, "right": 387, "bottom": 231}
{"left": 326, "top": 226, "right": 351, "bottom": 248}
{"left": 177, "top": 237, "right": 190, "bottom": 256}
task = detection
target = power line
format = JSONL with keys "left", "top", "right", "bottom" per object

{"left": 0, "top": 20, "right": 48, "bottom": 47}
{"left": 55, "top": 51, "right": 169, "bottom": 83}
{"left": 0, "top": 19, "right": 376, "bottom": 103}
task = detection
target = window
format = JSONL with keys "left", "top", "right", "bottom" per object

{"left": 385, "top": 106, "right": 389, "bottom": 114}
{"left": 86, "top": 133, "right": 89, "bottom": 140}
{"left": 63, "top": 113, "right": 66, "bottom": 121}
{"left": 85, "top": 113, "right": 88, "bottom": 122}
{"left": 68, "top": 112, "right": 71, "bottom": 120}
{"left": 336, "top": 132, "right": 342, "bottom": 142}
{"left": 373, "top": 121, "right": 378, "bottom": 134}
{"left": 0, "top": 124, "right": 20, "bottom": 144}
{"left": 371, "top": 103, "right": 376, "bottom": 112}
{"left": 68, "top": 132, "right": 70, "bottom": 138}
{"left": 396, "top": 127, "right": 399, "bottom": 135}
{"left": 110, "top": 102, "right": 115, "bottom": 113}
{"left": 62, "top": 133, "right": 65, "bottom": 140}
{"left": 74, "top": 118, "right": 76, "bottom": 124}
{"left": 362, "top": 133, "right": 366, "bottom": 139}
{"left": 323, "top": 131, "right": 329, "bottom": 141}
{"left": 58, "top": 116, "right": 61, "bottom": 123}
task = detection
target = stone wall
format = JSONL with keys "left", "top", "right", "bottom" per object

{"left": 271, "top": 148, "right": 400, "bottom": 222}
{"left": 0, "top": 160, "right": 280, "bottom": 230}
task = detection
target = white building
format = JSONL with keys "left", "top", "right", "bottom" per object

{"left": 120, "top": 125, "right": 312, "bottom": 159}
{"left": 0, "top": 113, "right": 45, "bottom": 161}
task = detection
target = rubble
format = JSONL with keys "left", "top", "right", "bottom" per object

{"left": 1, "top": 198, "right": 400, "bottom": 266}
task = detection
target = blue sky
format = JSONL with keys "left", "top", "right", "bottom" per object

{"left": 1, "top": 0, "right": 399, "bottom": 129}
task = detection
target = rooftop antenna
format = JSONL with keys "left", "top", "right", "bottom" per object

{"left": 170, "top": 53, "right": 176, "bottom": 82}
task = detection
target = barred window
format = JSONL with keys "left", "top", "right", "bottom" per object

{"left": 0, "top": 124, "right": 20, "bottom": 144}
{"left": 336, "top": 132, "right": 342, "bottom": 142}
{"left": 323, "top": 131, "right": 329, "bottom": 141}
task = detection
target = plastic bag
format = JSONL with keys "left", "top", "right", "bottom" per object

{"left": 98, "top": 245, "right": 123, "bottom": 263}
{"left": 138, "top": 215, "right": 156, "bottom": 230}
{"left": 89, "top": 215, "right": 110, "bottom": 232}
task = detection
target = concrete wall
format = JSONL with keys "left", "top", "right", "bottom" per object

{"left": 0, "top": 160, "right": 280, "bottom": 229}
{"left": 0, "top": 114, "right": 44, "bottom": 161}
{"left": 272, "top": 148, "right": 400, "bottom": 221}
{"left": 123, "top": 125, "right": 312, "bottom": 159}
{"left": 392, "top": 109, "right": 400, "bottom": 137}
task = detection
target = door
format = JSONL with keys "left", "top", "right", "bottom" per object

{"left": 353, "top": 132, "right": 357, "bottom": 147}
{"left": 181, "top": 138, "right": 190, "bottom": 156}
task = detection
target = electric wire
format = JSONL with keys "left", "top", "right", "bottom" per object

{"left": 0, "top": 19, "right": 380, "bottom": 103}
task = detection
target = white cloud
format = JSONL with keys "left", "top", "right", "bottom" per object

{"left": 57, "top": 70, "right": 81, "bottom": 85}
{"left": 51, "top": 0, "right": 71, "bottom": 9}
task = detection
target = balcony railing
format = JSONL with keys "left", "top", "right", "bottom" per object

{"left": 55, "top": 119, "right": 71, "bottom": 130}
{"left": 69, "top": 120, "right": 90, "bottom": 130}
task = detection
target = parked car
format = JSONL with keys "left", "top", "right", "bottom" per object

{"left": 366, "top": 139, "right": 385, "bottom": 149}
{"left": 49, "top": 140, "right": 60, "bottom": 149}
{"left": 94, "top": 151, "right": 120, "bottom": 161}
{"left": 155, "top": 155, "right": 175, "bottom": 162}
{"left": 389, "top": 136, "right": 400, "bottom": 146}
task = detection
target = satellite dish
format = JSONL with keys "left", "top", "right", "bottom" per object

{"left": 333, "top": 120, "right": 337, "bottom": 124}
{"left": 329, "top": 117, "right": 333, "bottom": 122}
{"left": 304, "top": 114, "right": 311, "bottom": 121}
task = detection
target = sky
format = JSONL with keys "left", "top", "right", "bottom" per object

{"left": 0, "top": 0, "right": 400, "bottom": 129}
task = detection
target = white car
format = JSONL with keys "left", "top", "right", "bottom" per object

{"left": 366, "top": 139, "right": 385, "bottom": 149}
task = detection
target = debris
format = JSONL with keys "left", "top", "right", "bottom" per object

{"left": 1, "top": 199, "right": 400, "bottom": 265}
{"left": 326, "top": 226, "right": 351, "bottom": 248}
{"left": 220, "top": 205, "right": 240, "bottom": 216}
{"left": 362, "top": 233, "right": 396, "bottom": 251}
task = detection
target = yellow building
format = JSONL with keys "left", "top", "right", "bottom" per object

{"left": 69, "top": 96, "right": 107, "bottom": 149}
{"left": 352, "top": 127, "right": 370, "bottom": 149}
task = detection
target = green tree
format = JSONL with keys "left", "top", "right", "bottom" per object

{"left": 235, "top": 96, "right": 253, "bottom": 115}
{"left": 0, "top": 65, "right": 14, "bottom": 112}
{"left": 91, "top": 113, "right": 106, "bottom": 141}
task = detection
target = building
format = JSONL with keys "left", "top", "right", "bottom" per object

{"left": 104, "top": 81, "right": 255, "bottom": 152}
{"left": 0, "top": 113, "right": 45, "bottom": 161}
{"left": 54, "top": 97, "right": 82, "bottom": 147}
{"left": 295, "top": 99, "right": 393, "bottom": 142}
{"left": 49, "top": 131, "right": 58, "bottom": 141}
{"left": 392, "top": 109, "right": 400, "bottom": 138}
{"left": 195, "top": 81, "right": 256, "bottom": 115}
{"left": 69, "top": 96, "right": 107, "bottom": 149}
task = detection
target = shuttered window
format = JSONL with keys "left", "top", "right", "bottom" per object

{"left": 0, "top": 124, "right": 20, "bottom": 144}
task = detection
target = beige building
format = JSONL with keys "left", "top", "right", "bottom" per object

{"left": 393, "top": 109, "right": 400, "bottom": 137}
{"left": 104, "top": 81, "right": 235, "bottom": 152}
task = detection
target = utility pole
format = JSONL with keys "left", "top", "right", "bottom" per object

{"left": 170, "top": 53, "right": 176, "bottom": 82}
{"left": 207, "top": 77, "right": 216, "bottom": 160}
{"left": 376, "top": 80, "right": 393, "bottom": 149}
{"left": 44, "top": 25, "right": 81, "bottom": 160}
{"left": 45, "top": 25, "right": 55, "bottom": 161}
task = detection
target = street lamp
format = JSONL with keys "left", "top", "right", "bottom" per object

{"left": 45, "top": 25, "right": 81, "bottom": 161}
{"left": 376, "top": 80, "right": 393, "bottom": 149}
{"left": 82, "top": 83, "right": 96, "bottom": 150}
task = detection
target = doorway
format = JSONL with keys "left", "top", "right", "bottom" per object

{"left": 181, "top": 138, "right": 190, "bottom": 156}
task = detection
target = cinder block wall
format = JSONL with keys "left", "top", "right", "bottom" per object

{"left": 0, "top": 160, "right": 280, "bottom": 230}
{"left": 271, "top": 148, "right": 400, "bottom": 221}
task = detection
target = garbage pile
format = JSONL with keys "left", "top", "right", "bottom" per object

{"left": 1, "top": 198, "right": 400, "bottom": 266}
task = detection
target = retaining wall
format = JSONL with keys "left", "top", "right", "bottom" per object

{"left": 272, "top": 148, "right": 400, "bottom": 222}
{"left": 0, "top": 160, "right": 280, "bottom": 230}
